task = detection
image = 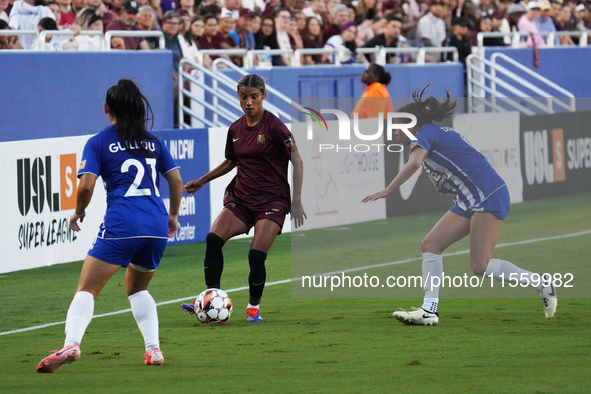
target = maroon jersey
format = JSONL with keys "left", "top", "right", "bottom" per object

{"left": 224, "top": 111, "right": 296, "bottom": 211}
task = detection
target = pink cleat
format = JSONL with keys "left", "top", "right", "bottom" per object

{"left": 36, "top": 345, "right": 81, "bottom": 373}
{"left": 144, "top": 348, "right": 164, "bottom": 366}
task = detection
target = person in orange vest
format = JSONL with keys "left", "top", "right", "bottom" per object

{"left": 351, "top": 63, "right": 394, "bottom": 119}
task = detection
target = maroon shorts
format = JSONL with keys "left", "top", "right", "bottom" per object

{"left": 224, "top": 201, "right": 289, "bottom": 234}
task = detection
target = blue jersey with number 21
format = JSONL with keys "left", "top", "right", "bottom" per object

{"left": 77, "top": 124, "right": 179, "bottom": 239}
{"left": 409, "top": 124, "right": 506, "bottom": 212}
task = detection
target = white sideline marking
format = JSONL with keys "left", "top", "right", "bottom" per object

{"left": 1, "top": 229, "right": 590, "bottom": 337}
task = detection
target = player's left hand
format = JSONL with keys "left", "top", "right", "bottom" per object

{"left": 291, "top": 201, "right": 307, "bottom": 229}
{"left": 362, "top": 189, "right": 390, "bottom": 203}
{"left": 69, "top": 211, "right": 86, "bottom": 232}
{"left": 168, "top": 214, "right": 179, "bottom": 238}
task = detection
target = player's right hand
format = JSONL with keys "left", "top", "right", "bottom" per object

{"left": 361, "top": 189, "right": 390, "bottom": 203}
{"left": 183, "top": 179, "right": 205, "bottom": 196}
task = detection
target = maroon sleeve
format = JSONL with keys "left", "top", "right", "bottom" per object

{"left": 225, "top": 127, "right": 236, "bottom": 160}
{"left": 272, "top": 117, "right": 297, "bottom": 157}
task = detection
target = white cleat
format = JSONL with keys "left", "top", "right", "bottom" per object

{"left": 393, "top": 307, "right": 439, "bottom": 326}
{"left": 538, "top": 280, "right": 557, "bottom": 319}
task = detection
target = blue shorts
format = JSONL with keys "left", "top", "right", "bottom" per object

{"left": 87, "top": 237, "right": 168, "bottom": 271}
{"left": 450, "top": 185, "right": 510, "bottom": 220}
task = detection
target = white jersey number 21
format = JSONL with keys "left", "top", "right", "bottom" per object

{"left": 121, "top": 158, "right": 160, "bottom": 197}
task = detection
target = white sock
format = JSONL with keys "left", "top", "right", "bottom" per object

{"left": 485, "top": 258, "right": 544, "bottom": 291}
{"left": 247, "top": 303, "right": 259, "bottom": 309}
{"left": 129, "top": 290, "right": 160, "bottom": 353}
{"left": 64, "top": 291, "right": 95, "bottom": 347}
{"left": 421, "top": 253, "right": 443, "bottom": 313}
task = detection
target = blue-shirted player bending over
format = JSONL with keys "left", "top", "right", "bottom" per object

{"left": 37, "top": 79, "right": 183, "bottom": 373}
{"left": 362, "top": 85, "right": 556, "bottom": 326}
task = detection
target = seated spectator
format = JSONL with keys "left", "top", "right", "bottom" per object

{"left": 442, "top": 16, "right": 470, "bottom": 63}
{"left": 105, "top": 0, "right": 151, "bottom": 49}
{"left": 138, "top": 5, "right": 160, "bottom": 48}
{"left": 161, "top": 10, "right": 182, "bottom": 69}
{"left": 536, "top": 1, "right": 559, "bottom": 45}
{"left": 302, "top": 0, "right": 327, "bottom": 28}
{"left": 416, "top": 0, "right": 446, "bottom": 47}
{"left": 356, "top": 15, "right": 385, "bottom": 47}
{"left": 103, "top": 0, "right": 123, "bottom": 27}
{"left": 0, "top": 19, "right": 23, "bottom": 49}
{"left": 46, "top": 2, "right": 61, "bottom": 25}
{"left": 56, "top": 0, "right": 75, "bottom": 26}
{"left": 294, "top": 10, "right": 306, "bottom": 34}
{"left": 517, "top": 1, "right": 545, "bottom": 47}
{"left": 491, "top": 9, "right": 511, "bottom": 45}
{"left": 38, "top": 16, "right": 79, "bottom": 50}
{"left": 202, "top": 4, "right": 221, "bottom": 19}
{"left": 178, "top": 14, "right": 203, "bottom": 61}
{"left": 323, "top": 3, "right": 349, "bottom": 43}
{"left": 274, "top": 8, "right": 296, "bottom": 65}
{"left": 351, "top": 63, "right": 393, "bottom": 119}
{"left": 0, "top": 0, "right": 8, "bottom": 23}
{"left": 458, "top": 0, "right": 477, "bottom": 31}
{"left": 199, "top": 14, "right": 233, "bottom": 62}
{"left": 301, "top": 16, "right": 329, "bottom": 64}
{"left": 470, "top": 15, "right": 505, "bottom": 46}
{"left": 70, "top": 0, "right": 85, "bottom": 17}
{"left": 323, "top": 20, "right": 357, "bottom": 64}
{"left": 218, "top": 9, "right": 237, "bottom": 47}
{"left": 74, "top": 7, "right": 103, "bottom": 50}
{"left": 573, "top": 3, "right": 585, "bottom": 31}
{"left": 507, "top": 2, "right": 526, "bottom": 32}
{"left": 254, "top": 15, "right": 280, "bottom": 66}
{"left": 402, "top": 0, "right": 428, "bottom": 42}
{"left": 363, "top": 14, "right": 403, "bottom": 63}
{"left": 289, "top": 15, "right": 303, "bottom": 49}
{"left": 178, "top": 8, "right": 190, "bottom": 34}
{"left": 355, "top": 0, "right": 380, "bottom": 24}
{"left": 251, "top": 13, "right": 261, "bottom": 34}
{"left": 229, "top": 8, "right": 256, "bottom": 50}
{"left": 8, "top": 0, "right": 55, "bottom": 49}
{"left": 583, "top": 5, "right": 591, "bottom": 31}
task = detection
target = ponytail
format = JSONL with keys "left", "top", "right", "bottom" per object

{"left": 397, "top": 84, "right": 458, "bottom": 129}
{"left": 105, "top": 79, "right": 156, "bottom": 157}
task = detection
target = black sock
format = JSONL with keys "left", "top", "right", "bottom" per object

{"left": 204, "top": 233, "right": 225, "bottom": 289}
{"left": 248, "top": 249, "right": 267, "bottom": 306}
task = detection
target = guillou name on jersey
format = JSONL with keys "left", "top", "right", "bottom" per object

{"left": 16, "top": 155, "right": 78, "bottom": 250}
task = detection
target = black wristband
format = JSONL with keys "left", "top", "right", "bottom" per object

{"left": 75, "top": 210, "right": 85, "bottom": 215}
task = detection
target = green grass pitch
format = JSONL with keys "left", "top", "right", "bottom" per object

{"left": 1, "top": 193, "right": 590, "bottom": 393}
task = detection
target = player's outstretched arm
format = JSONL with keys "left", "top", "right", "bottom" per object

{"left": 362, "top": 146, "right": 427, "bottom": 203}
{"left": 164, "top": 168, "right": 183, "bottom": 238}
{"left": 70, "top": 173, "right": 98, "bottom": 231}
{"left": 290, "top": 150, "right": 307, "bottom": 228}
{"left": 183, "top": 159, "right": 237, "bottom": 196}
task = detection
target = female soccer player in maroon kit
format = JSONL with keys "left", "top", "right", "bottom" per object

{"left": 182, "top": 74, "right": 306, "bottom": 322}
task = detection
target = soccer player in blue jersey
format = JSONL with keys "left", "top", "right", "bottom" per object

{"left": 362, "top": 85, "right": 557, "bottom": 326}
{"left": 37, "top": 79, "right": 183, "bottom": 373}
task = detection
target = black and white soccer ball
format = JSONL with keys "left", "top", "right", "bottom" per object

{"left": 195, "top": 289, "right": 233, "bottom": 324}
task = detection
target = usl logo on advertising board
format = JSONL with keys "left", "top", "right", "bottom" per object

{"left": 16, "top": 154, "right": 79, "bottom": 250}
{"left": 523, "top": 129, "right": 566, "bottom": 185}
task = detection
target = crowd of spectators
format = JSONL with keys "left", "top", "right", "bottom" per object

{"left": 1, "top": 0, "right": 591, "bottom": 65}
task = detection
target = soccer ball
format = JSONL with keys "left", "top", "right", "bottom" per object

{"left": 195, "top": 289, "right": 233, "bottom": 324}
